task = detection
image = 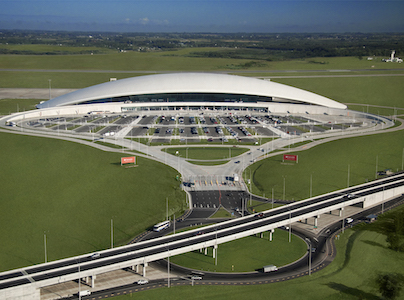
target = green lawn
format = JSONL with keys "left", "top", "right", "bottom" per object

{"left": 209, "top": 207, "right": 233, "bottom": 218}
{"left": 249, "top": 130, "right": 404, "bottom": 201}
{"left": 170, "top": 229, "right": 306, "bottom": 273}
{"left": 0, "top": 132, "right": 186, "bottom": 271}
{"left": 0, "top": 99, "right": 39, "bottom": 115}
{"left": 163, "top": 147, "right": 249, "bottom": 160}
{"left": 1, "top": 51, "right": 403, "bottom": 73}
{"left": 1, "top": 53, "right": 403, "bottom": 89}
{"left": 275, "top": 76, "right": 404, "bottom": 110}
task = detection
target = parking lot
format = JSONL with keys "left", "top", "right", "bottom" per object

{"left": 20, "top": 112, "right": 369, "bottom": 144}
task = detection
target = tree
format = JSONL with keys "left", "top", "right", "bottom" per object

{"left": 377, "top": 273, "right": 404, "bottom": 300}
{"left": 386, "top": 233, "right": 401, "bottom": 251}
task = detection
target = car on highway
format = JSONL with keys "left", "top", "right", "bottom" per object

{"left": 137, "top": 279, "right": 149, "bottom": 285}
{"left": 255, "top": 213, "right": 264, "bottom": 218}
{"left": 191, "top": 275, "right": 202, "bottom": 280}
{"left": 90, "top": 253, "right": 100, "bottom": 259}
{"left": 195, "top": 231, "right": 205, "bottom": 236}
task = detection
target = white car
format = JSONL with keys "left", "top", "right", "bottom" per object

{"left": 191, "top": 275, "right": 202, "bottom": 280}
{"left": 137, "top": 279, "right": 149, "bottom": 285}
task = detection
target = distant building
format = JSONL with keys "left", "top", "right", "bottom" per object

{"left": 382, "top": 50, "right": 403, "bottom": 63}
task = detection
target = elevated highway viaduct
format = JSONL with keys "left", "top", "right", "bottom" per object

{"left": 1, "top": 171, "right": 404, "bottom": 299}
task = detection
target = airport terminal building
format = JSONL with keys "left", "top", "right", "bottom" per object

{"left": 35, "top": 73, "right": 347, "bottom": 114}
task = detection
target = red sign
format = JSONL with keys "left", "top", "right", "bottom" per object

{"left": 121, "top": 156, "right": 136, "bottom": 165}
{"left": 283, "top": 154, "right": 298, "bottom": 162}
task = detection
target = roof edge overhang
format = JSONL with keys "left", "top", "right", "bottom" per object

{"left": 36, "top": 73, "right": 347, "bottom": 110}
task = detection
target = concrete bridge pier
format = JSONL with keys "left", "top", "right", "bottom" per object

{"left": 314, "top": 215, "right": 320, "bottom": 227}
{"left": 269, "top": 229, "right": 274, "bottom": 241}
{"left": 205, "top": 247, "right": 208, "bottom": 255}
{"left": 142, "top": 262, "right": 148, "bottom": 277}
{"left": 213, "top": 245, "right": 218, "bottom": 259}
{"left": 339, "top": 207, "right": 344, "bottom": 217}
{"left": 132, "top": 264, "right": 140, "bottom": 273}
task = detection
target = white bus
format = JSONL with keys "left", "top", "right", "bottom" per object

{"left": 153, "top": 221, "right": 170, "bottom": 232}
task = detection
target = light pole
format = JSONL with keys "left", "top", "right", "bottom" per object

{"left": 283, "top": 176, "right": 286, "bottom": 201}
{"left": 77, "top": 259, "right": 81, "bottom": 300}
{"left": 402, "top": 148, "right": 404, "bottom": 170}
{"left": 215, "top": 225, "right": 218, "bottom": 266}
{"left": 305, "top": 238, "right": 312, "bottom": 276}
{"left": 289, "top": 208, "right": 292, "bottom": 243}
{"left": 166, "top": 246, "right": 170, "bottom": 288}
{"left": 111, "top": 218, "right": 114, "bottom": 249}
{"left": 48, "top": 79, "right": 51, "bottom": 100}
{"left": 166, "top": 197, "right": 169, "bottom": 221}
{"left": 376, "top": 155, "right": 378, "bottom": 179}
{"left": 310, "top": 174, "right": 313, "bottom": 198}
{"left": 173, "top": 214, "right": 176, "bottom": 235}
{"left": 44, "top": 232, "right": 47, "bottom": 263}
{"left": 341, "top": 203, "right": 345, "bottom": 233}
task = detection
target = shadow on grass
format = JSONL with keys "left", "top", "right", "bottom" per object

{"left": 171, "top": 251, "right": 216, "bottom": 268}
{"left": 362, "top": 240, "right": 386, "bottom": 249}
{"left": 326, "top": 282, "right": 378, "bottom": 300}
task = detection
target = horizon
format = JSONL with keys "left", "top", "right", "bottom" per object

{"left": 1, "top": 0, "right": 404, "bottom": 33}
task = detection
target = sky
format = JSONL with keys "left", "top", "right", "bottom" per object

{"left": 0, "top": 0, "right": 403, "bottom": 33}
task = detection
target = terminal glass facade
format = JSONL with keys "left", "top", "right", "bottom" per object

{"left": 78, "top": 93, "right": 276, "bottom": 105}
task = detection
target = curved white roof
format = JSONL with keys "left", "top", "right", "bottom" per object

{"left": 37, "top": 73, "right": 346, "bottom": 109}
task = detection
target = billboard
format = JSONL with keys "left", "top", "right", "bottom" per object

{"left": 283, "top": 154, "right": 298, "bottom": 162}
{"left": 121, "top": 156, "right": 136, "bottom": 165}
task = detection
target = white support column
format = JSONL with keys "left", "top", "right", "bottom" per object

{"left": 260, "top": 232, "right": 263, "bottom": 238}
{"left": 91, "top": 275, "right": 96, "bottom": 288}
{"left": 143, "top": 262, "right": 148, "bottom": 277}
{"left": 204, "top": 247, "right": 208, "bottom": 255}
{"left": 314, "top": 215, "right": 320, "bottom": 227}
{"left": 269, "top": 229, "right": 274, "bottom": 241}
{"left": 339, "top": 207, "right": 344, "bottom": 217}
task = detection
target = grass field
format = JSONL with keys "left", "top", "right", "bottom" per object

{"left": 170, "top": 229, "right": 306, "bottom": 273}
{"left": 0, "top": 99, "right": 39, "bottom": 115}
{"left": 1, "top": 51, "right": 403, "bottom": 89}
{"left": 164, "top": 147, "right": 249, "bottom": 160}
{"left": 276, "top": 76, "right": 404, "bottom": 111}
{"left": 248, "top": 130, "right": 404, "bottom": 200}
{"left": 0, "top": 132, "right": 186, "bottom": 272}
{"left": 2, "top": 49, "right": 404, "bottom": 72}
